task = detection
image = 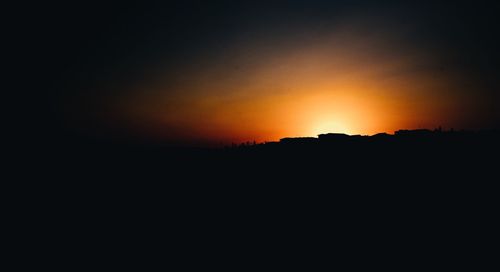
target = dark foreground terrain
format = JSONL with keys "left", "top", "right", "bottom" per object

{"left": 45, "top": 128, "right": 499, "bottom": 180}
{"left": 17, "top": 129, "right": 500, "bottom": 267}
{"left": 33, "top": 128, "right": 500, "bottom": 210}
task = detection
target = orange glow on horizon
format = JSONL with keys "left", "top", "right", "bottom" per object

{"left": 108, "top": 26, "right": 473, "bottom": 144}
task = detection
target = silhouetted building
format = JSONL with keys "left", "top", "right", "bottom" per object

{"left": 318, "top": 133, "right": 350, "bottom": 140}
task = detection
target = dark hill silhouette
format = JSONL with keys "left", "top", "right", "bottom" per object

{"left": 23, "top": 127, "right": 499, "bottom": 264}
{"left": 36, "top": 127, "right": 500, "bottom": 207}
{"left": 226, "top": 128, "right": 500, "bottom": 156}
{"left": 44, "top": 127, "right": 499, "bottom": 184}
{"left": 41, "top": 127, "right": 499, "bottom": 221}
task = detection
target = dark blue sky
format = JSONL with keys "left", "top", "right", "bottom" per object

{"left": 46, "top": 1, "right": 499, "bottom": 88}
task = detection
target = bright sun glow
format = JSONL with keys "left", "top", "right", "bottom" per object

{"left": 117, "top": 29, "right": 455, "bottom": 143}
{"left": 311, "top": 119, "right": 352, "bottom": 136}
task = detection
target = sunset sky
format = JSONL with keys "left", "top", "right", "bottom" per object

{"left": 48, "top": 1, "right": 500, "bottom": 145}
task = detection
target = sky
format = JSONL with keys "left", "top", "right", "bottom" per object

{"left": 44, "top": 0, "right": 500, "bottom": 145}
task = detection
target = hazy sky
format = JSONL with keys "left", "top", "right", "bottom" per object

{"left": 46, "top": 1, "right": 500, "bottom": 144}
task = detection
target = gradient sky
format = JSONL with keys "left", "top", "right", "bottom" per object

{"left": 46, "top": 1, "right": 500, "bottom": 145}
